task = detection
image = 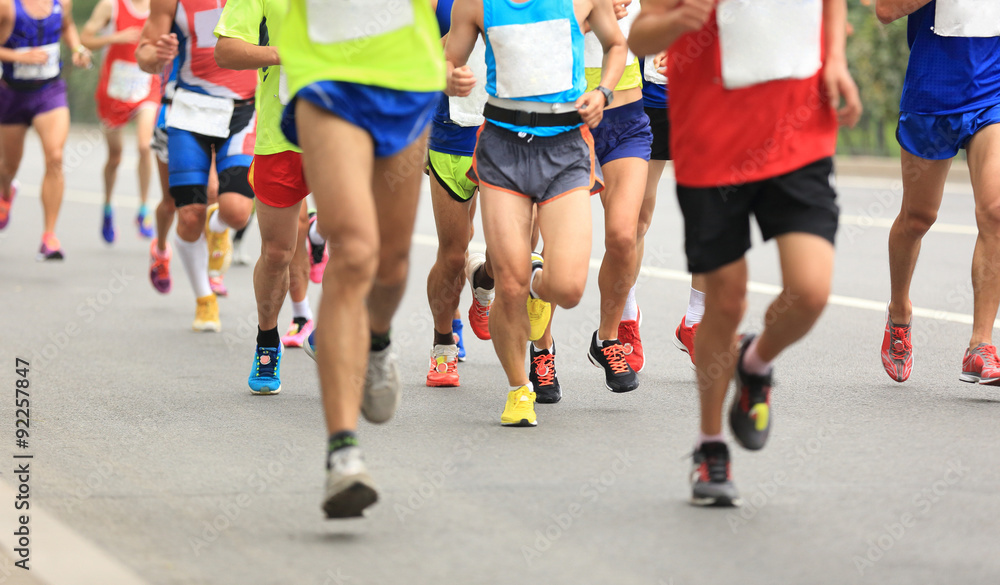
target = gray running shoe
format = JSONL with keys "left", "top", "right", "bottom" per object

{"left": 729, "top": 334, "right": 773, "bottom": 451}
{"left": 690, "top": 441, "right": 742, "bottom": 507}
{"left": 362, "top": 346, "right": 401, "bottom": 424}
{"left": 323, "top": 447, "right": 378, "bottom": 519}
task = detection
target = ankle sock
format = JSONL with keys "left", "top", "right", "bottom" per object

{"left": 686, "top": 287, "right": 706, "bottom": 326}
{"left": 371, "top": 331, "right": 391, "bottom": 352}
{"left": 208, "top": 209, "right": 228, "bottom": 233}
{"left": 698, "top": 433, "right": 726, "bottom": 447}
{"left": 257, "top": 327, "right": 280, "bottom": 348}
{"left": 622, "top": 285, "right": 639, "bottom": 321}
{"left": 434, "top": 330, "right": 455, "bottom": 346}
{"left": 292, "top": 299, "right": 313, "bottom": 320}
{"left": 742, "top": 336, "right": 773, "bottom": 376}
{"left": 326, "top": 431, "right": 359, "bottom": 468}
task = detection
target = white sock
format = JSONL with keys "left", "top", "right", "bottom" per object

{"left": 532, "top": 342, "right": 553, "bottom": 353}
{"left": 308, "top": 220, "right": 325, "bottom": 246}
{"left": 698, "top": 433, "right": 726, "bottom": 446}
{"left": 621, "top": 285, "right": 639, "bottom": 321}
{"left": 174, "top": 234, "right": 213, "bottom": 298}
{"left": 742, "top": 335, "right": 773, "bottom": 376}
{"left": 529, "top": 265, "right": 542, "bottom": 299}
{"left": 511, "top": 384, "right": 527, "bottom": 394}
{"left": 208, "top": 209, "right": 228, "bottom": 233}
{"left": 292, "top": 299, "right": 312, "bottom": 320}
{"left": 686, "top": 287, "right": 706, "bottom": 325}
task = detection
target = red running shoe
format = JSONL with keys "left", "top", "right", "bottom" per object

{"left": 881, "top": 309, "right": 912, "bottom": 383}
{"left": 426, "top": 344, "right": 460, "bottom": 387}
{"left": 464, "top": 252, "right": 493, "bottom": 340}
{"left": 960, "top": 344, "right": 1000, "bottom": 386}
{"left": 674, "top": 316, "right": 698, "bottom": 365}
{"left": 618, "top": 308, "right": 644, "bottom": 373}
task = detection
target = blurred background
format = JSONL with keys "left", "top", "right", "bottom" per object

{"left": 62, "top": 0, "right": 911, "bottom": 156}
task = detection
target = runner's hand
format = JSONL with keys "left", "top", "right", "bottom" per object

{"left": 614, "top": 0, "right": 632, "bottom": 20}
{"left": 115, "top": 27, "right": 142, "bottom": 45}
{"left": 575, "top": 90, "right": 605, "bottom": 128}
{"left": 823, "top": 57, "right": 862, "bottom": 128}
{"left": 154, "top": 33, "right": 179, "bottom": 68}
{"left": 447, "top": 64, "right": 476, "bottom": 97}
{"left": 654, "top": 50, "right": 667, "bottom": 76}
{"left": 18, "top": 49, "right": 49, "bottom": 65}
{"left": 672, "top": 0, "right": 716, "bottom": 34}
{"left": 72, "top": 48, "right": 92, "bottom": 69}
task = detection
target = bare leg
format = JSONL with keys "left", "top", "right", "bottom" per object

{"left": 254, "top": 199, "right": 300, "bottom": 331}
{"left": 887, "top": 151, "right": 951, "bottom": 324}
{"left": 135, "top": 107, "right": 156, "bottom": 207}
{"left": 32, "top": 107, "right": 70, "bottom": 235}
{"left": 597, "top": 157, "right": 647, "bottom": 339}
{"left": 966, "top": 124, "right": 1000, "bottom": 348}
{"left": 0, "top": 124, "right": 27, "bottom": 198}
{"left": 155, "top": 158, "right": 175, "bottom": 253}
{"left": 288, "top": 200, "right": 310, "bottom": 304}
{"left": 427, "top": 175, "right": 475, "bottom": 340}
{"left": 103, "top": 126, "right": 124, "bottom": 207}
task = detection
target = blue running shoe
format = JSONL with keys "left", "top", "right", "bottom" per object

{"left": 101, "top": 208, "right": 115, "bottom": 244}
{"left": 452, "top": 318, "right": 466, "bottom": 362}
{"left": 137, "top": 210, "right": 154, "bottom": 239}
{"left": 249, "top": 344, "right": 282, "bottom": 395}
{"left": 304, "top": 329, "right": 317, "bottom": 362}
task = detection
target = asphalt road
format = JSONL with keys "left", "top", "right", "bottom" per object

{"left": 0, "top": 129, "right": 997, "bottom": 585}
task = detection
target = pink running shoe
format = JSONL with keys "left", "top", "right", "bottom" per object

{"left": 209, "top": 275, "right": 228, "bottom": 297}
{"left": 281, "top": 318, "right": 315, "bottom": 348}
{"left": 0, "top": 180, "right": 16, "bottom": 230}
{"left": 307, "top": 212, "right": 328, "bottom": 284}
{"left": 149, "top": 241, "right": 172, "bottom": 294}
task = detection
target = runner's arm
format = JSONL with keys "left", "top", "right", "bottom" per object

{"left": 136, "top": 0, "right": 178, "bottom": 74}
{"left": 61, "top": 0, "right": 92, "bottom": 67}
{"left": 443, "top": 0, "right": 481, "bottom": 97}
{"left": 81, "top": 0, "right": 140, "bottom": 51}
{"left": 586, "top": 0, "right": 628, "bottom": 93}
{"left": 875, "top": 0, "right": 932, "bottom": 24}
{"left": 214, "top": 37, "right": 278, "bottom": 70}
{"left": 823, "top": 0, "right": 861, "bottom": 128}
{"left": 627, "top": 0, "right": 714, "bottom": 57}
{"left": 0, "top": 0, "right": 13, "bottom": 46}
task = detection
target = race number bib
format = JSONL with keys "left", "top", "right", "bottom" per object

{"left": 167, "top": 88, "right": 234, "bottom": 138}
{"left": 643, "top": 55, "right": 666, "bottom": 86}
{"left": 584, "top": 3, "right": 638, "bottom": 68}
{"left": 448, "top": 37, "right": 487, "bottom": 127}
{"left": 489, "top": 19, "right": 574, "bottom": 99}
{"left": 716, "top": 0, "right": 822, "bottom": 90}
{"left": 107, "top": 60, "right": 152, "bottom": 103}
{"left": 934, "top": 0, "right": 1000, "bottom": 38}
{"left": 13, "top": 43, "right": 60, "bottom": 81}
{"left": 306, "top": 0, "right": 414, "bottom": 44}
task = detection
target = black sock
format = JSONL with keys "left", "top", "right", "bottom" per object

{"left": 434, "top": 330, "right": 455, "bottom": 346}
{"left": 257, "top": 326, "right": 280, "bottom": 348}
{"left": 473, "top": 266, "right": 494, "bottom": 290}
{"left": 292, "top": 316, "right": 308, "bottom": 331}
{"left": 371, "top": 330, "right": 391, "bottom": 352}
{"left": 327, "top": 431, "right": 359, "bottom": 468}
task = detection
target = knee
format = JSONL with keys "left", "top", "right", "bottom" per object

{"left": 708, "top": 282, "right": 747, "bottom": 325}
{"left": 328, "top": 238, "right": 379, "bottom": 284}
{"left": 44, "top": 151, "right": 63, "bottom": 173}
{"left": 260, "top": 238, "right": 294, "bottom": 269}
{"left": 138, "top": 142, "right": 152, "bottom": 160}
{"left": 552, "top": 279, "right": 586, "bottom": 308}
{"left": 899, "top": 205, "right": 937, "bottom": 237}
{"left": 975, "top": 200, "right": 1000, "bottom": 231}
{"left": 496, "top": 275, "right": 529, "bottom": 307}
{"left": 437, "top": 246, "right": 468, "bottom": 282}
{"left": 782, "top": 285, "right": 829, "bottom": 321}
{"left": 604, "top": 230, "right": 636, "bottom": 263}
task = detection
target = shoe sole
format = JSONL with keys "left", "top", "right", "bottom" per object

{"left": 672, "top": 334, "right": 697, "bottom": 370}
{"left": 587, "top": 351, "right": 639, "bottom": 393}
{"left": 535, "top": 393, "right": 561, "bottom": 404}
{"left": 426, "top": 379, "right": 460, "bottom": 388}
{"left": 501, "top": 419, "right": 537, "bottom": 427}
{"left": 192, "top": 323, "right": 221, "bottom": 332}
{"left": 691, "top": 494, "right": 742, "bottom": 507}
{"left": 960, "top": 373, "right": 1000, "bottom": 385}
{"left": 323, "top": 481, "right": 379, "bottom": 519}
{"left": 249, "top": 385, "right": 281, "bottom": 395}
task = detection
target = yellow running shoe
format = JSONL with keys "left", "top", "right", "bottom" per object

{"left": 205, "top": 203, "right": 232, "bottom": 277}
{"left": 193, "top": 294, "right": 221, "bottom": 332}
{"left": 527, "top": 253, "right": 551, "bottom": 341}
{"left": 501, "top": 385, "right": 537, "bottom": 427}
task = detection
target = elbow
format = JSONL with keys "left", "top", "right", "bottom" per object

{"left": 213, "top": 48, "right": 231, "bottom": 70}
{"left": 874, "top": 4, "right": 897, "bottom": 25}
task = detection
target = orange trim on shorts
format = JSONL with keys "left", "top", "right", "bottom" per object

{"left": 478, "top": 178, "right": 532, "bottom": 200}
{"left": 540, "top": 126, "right": 604, "bottom": 204}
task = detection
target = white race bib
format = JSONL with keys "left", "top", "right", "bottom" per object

{"left": 166, "top": 88, "right": 234, "bottom": 138}
{"left": 13, "top": 43, "right": 60, "bottom": 81}
{"left": 716, "top": 0, "right": 822, "bottom": 90}
{"left": 107, "top": 60, "right": 152, "bottom": 103}
{"left": 643, "top": 55, "right": 666, "bottom": 86}
{"left": 448, "top": 37, "right": 487, "bottom": 127}
{"left": 584, "top": 3, "right": 639, "bottom": 69}
{"left": 934, "top": 0, "right": 1000, "bottom": 38}
{"left": 489, "top": 19, "right": 574, "bottom": 99}
{"left": 306, "top": 0, "right": 414, "bottom": 44}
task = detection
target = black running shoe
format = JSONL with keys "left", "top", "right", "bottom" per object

{"left": 690, "top": 441, "right": 741, "bottom": 507}
{"left": 587, "top": 331, "right": 638, "bottom": 393}
{"left": 529, "top": 342, "right": 561, "bottom": 404}
{"left": 729, "top": 334, "right": 773, "bottom": 451}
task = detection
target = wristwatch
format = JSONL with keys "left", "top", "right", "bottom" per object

{"left": 596, "top": 85, "right": 614, "bottom": 106}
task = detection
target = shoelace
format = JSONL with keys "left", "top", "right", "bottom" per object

{"left": 431, "top": 354, "right": 457, "bottom": 374}
{"left": 472, "top": 295, "right": 492, "bottom": 316}
{"left": 256, "top": 349, "right": 278, "bottom": 377}
{"left": 151, "top": 258, "right": 168, "bottom": 279}
{"left": 532, "top": 352, "right": 556, "bottom": 386}
{"left": 890, "top": 326, "right": 912, "bottom": 360}
{"left": 976, "top": 346, "right": 1000, "bottom": 369}
{"left": 704, "top": 454, "right": 730, "bottom": 482}
{"left": 601, "top": 344, "right": 630, "bottom": 374}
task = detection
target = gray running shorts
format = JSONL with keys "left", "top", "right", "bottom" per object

{"left": 468, "top": 122, "right": 604, "bottom": 205}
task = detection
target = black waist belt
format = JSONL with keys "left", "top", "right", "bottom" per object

{"left": 483, "top": 103, "right": 581, "bottom": 127}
